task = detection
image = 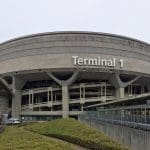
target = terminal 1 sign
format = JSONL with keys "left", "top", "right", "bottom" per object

{"left": 72, "top": 56, "right": 124, "bottom": 68}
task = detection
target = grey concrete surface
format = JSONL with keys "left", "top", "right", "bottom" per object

{"left": 0, "top": 32, "right": 150, "bottom": 120}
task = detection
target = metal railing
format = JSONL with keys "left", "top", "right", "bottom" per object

{"left": 79, "top": 105, "right": 150, "bottom": 131}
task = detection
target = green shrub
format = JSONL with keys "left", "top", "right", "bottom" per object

{"left": 0, "top": 126, "right": 73, "bottom": 150}
{"left": 25, "top": 118, "right": 128, "bottom": 150}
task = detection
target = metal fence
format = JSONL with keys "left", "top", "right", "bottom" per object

{"left": 80, "top": 104, "right": 150, "bottom": 131}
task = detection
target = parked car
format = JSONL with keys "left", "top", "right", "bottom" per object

{"left": 6, "top": 118, "right": 20, "bottom": 125}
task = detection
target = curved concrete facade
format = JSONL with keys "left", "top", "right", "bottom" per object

{"left": 0, "top": 31, "right": 150, "bottom": 75}
{"left": 0, "top": 31, "right": 150, "bottom": 121}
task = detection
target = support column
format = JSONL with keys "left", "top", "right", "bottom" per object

{"left": 29, "top": 90, "right": 34, "bottom": 105}
{"left": 110, "top": 73, "right": 141, "bottom": 99}
{"left": 80, "top": 84, "right": 85, "bottom": 99}
{"left": 48, "top": 87, "right": 53, "bottom": 108}
{"left": 116, "top": 88, "right": 124, "bottom": 99}
{"left": 47, "top": 71, "right": 79, "bottom": 118}
{"left": 47, "top": 90, "right": 50, "bottom": 102}
{"left": 12, "top": 90, "right": 21, "bottom": 118}
{"left": 101, "top": 83, "right": 106, "bottom": 102}
{"left": 62, "top": 84, "right": 69, "bottom": 118}
{"left": 81, "top": 105, "right": 83, "bottom": 111}
{"left": 11, "top": 76, "right": 25, "bottom": 118}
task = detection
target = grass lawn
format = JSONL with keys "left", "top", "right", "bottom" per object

{"left": 0, "top": 126, "right": 73, "bottom": 150}
{"left": 25, "top": 118, "right": 128, "bottom": 150}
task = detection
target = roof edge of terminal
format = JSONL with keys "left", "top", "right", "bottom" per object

{"left": 0, "top": 31, "right": 150, "bottom": 46}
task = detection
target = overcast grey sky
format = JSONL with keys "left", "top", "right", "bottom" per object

{"left": 0, "top": 0, "right": 150, "bottom": 43}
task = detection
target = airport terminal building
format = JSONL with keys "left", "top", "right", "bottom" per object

{"left": 0, "top": 31, "right": 150, "bottom": 121}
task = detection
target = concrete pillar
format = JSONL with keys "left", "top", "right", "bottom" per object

{"left": 29, "top": 92, "right": 31, "bottom": 104}
{"left": 47, "top": 71, "right": 79, "bottom": 118}
{"left": 47, "top": 88, "right": 53, "bottom": 108}
{"left": 29, "top": 90, "right": 34, "bottom": 105}
{"left": 81, "top": 105, "right": 83, "bottom": 111}
{"left": 100, "top": 83, "right": 107, "bottom": 102}
{"left": 62, "top": 85, "right": 69, "bottom": 118}
{"left": 128, "top": 84, "right": 133, "bottom": 96}
{"left": 11, "top": 76, "right": 25, "bottom": 118}
{"left": 12, "top": 90, "right": 21, "bottom": 118}
{"left": 47, "top": 87, "right": 53, "bottom": 102}
{"left": 32, "top": 92, "right": 34, "bottom": 104}
{"left": 116, "top": 88, "right": 124, "bottom": 99}
{"left": 111, "top": 73, "right": 141, "bottom": 99}
{"left": 47, "top": 91, "right": 49, "bottom": 102}
{"left": 80, "top": 84, "right": 85, "bottom": 99}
